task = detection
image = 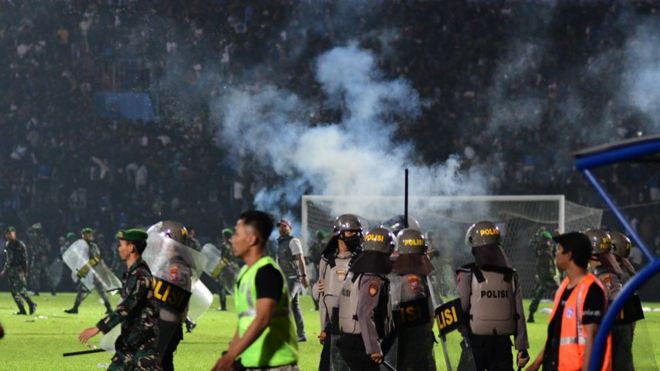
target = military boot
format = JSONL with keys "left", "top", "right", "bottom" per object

{"left": 13, "top": 299, "right": 27, "bottom": 315}
{"left": 24, "top": 296, "right": 37, "bottom": 315}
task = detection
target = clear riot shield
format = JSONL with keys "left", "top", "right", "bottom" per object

{"left": 93, "top": 261, "right": 122, "bottom": 293}
{"left": 201, "top": 243, "right": 239, "bottom": 295}
{"left": 383, "top": 273, "right": 400, "bottom": 368}
{"left": 99, "top": 325, "right": 121, "bottom": 352}
{"left": 201, "top": 243, "right": 223, "bottom": 278}
{"left": 143, "top": 222, "right": 204, "bottom": 283}
{"left": 62, "top": 239, "right": 121, "bottom": 292}
{"left": 187, "top": 280, "right": 213, "bottom": 322}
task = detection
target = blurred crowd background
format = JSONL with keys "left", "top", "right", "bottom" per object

{"left": 0, "top": 0, "right": 658, "bottom": 291}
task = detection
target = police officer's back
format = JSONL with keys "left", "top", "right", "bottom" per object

{"left": 456, "top": 221, "right": 529, "bottom": 371}
{"left": 391, "top": 228, "right": 436, "bottom": 371}
{"left": 337, "top": 227, "right": 395, "bottom": 371}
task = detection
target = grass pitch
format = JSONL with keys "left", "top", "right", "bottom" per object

{"left": 0, "top": 293, "right": 658, "bottom": 370}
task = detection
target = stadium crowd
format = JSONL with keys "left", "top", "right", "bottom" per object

{"left": 0, "top": 0, "right": 658, "bottom": 266}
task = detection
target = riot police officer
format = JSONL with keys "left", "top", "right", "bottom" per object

{"left": 150, "top": 220, "right": 197, "bottom": 371}
{"left": 313, "top": 214, "right": 363, "bottom": 371}
{"left": 391, "top": 228, "right": 436, "bottom": 371}
{"left": 611, "top": 231, "right": 636, "bottom": 283}
{"left": 527, "top": 227, "right": 559, "bottom": 323}
{"left": 585, "top": 229, "right": 633, "bottom": 371}
{"left": 457, "top": 221, "right": 529, "bottom": 371}
{"left": 337, "top": 227, "right": 395, "bottom": 371}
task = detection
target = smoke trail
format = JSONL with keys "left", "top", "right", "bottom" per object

{"left": 211, "top": 43, "right": 489, "bottom": 221}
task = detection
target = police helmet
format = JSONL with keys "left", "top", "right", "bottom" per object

{"left": 584, "top": 229, "right": 613, "bottom": 255}
{"left": 381, "top": 215, "right": 421, "bottom": 236}
{"left": 465, "top": 221, "right": 501, "bottom": 247}
{"left": 160, "top": 220, "right": 191, "bottom": 246}
{"left": 362, "top": 227, "right": 395, "bottom": 254}
{"left": 333, "top": 214, "right": 363, "bottom": 233}
{"left": 610, "top": 231, "right": 632, "bottom": 259}
{"left": 396, "top": 228, "right": 426, "bottom": 255}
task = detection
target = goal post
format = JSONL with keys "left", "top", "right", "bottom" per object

{"left": 301, "top": 194, "right": 602, "bottom": 297}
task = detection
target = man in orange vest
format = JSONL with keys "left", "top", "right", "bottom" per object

{"left": 527, "top": 232, "right": 612, "bottom": 371}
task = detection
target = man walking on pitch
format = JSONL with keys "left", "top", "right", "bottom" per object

{"left": 212, "top": 210, "right": 299, "bottom": 371}
{"left": 79, "top": 228, "right": 161, "bottom": 370}
{"left": 1, "top": 226, "right": 37, "bottom": 315}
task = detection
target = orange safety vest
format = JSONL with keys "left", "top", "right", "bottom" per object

{"left": 547, "top": 273, "right": 612, "bottom": 371}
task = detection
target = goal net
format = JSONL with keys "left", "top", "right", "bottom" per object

{"left": 301, "top": 195, "right": 603, "bottom": 297}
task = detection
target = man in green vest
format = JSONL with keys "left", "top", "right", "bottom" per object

{"left": 212, "top": 210, "right": 299, "bottom": 371}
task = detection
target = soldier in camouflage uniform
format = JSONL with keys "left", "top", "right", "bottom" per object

{"left": 1, "top": 226, "right": 37, "bottom": 315}
{"left": 527, "top": 228, "right": 558, "bottom": 323}
{"left": 307, "top": 229, "right": 327, "bottom": 311}
{"left": 26, "top": 223, "right": 52, "bottom": 296}
{"left": 65, "top": 228, "right": 113, "bottom": 314}
{"left": 79, "top": 228, "right": 162, "bottom": 370}
{"left": 216, "top": 228, "right": 234, "bottom": 311}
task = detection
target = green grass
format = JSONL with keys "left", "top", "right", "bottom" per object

{"left": 0, "top": 293, "right": 658, "bottom": 370}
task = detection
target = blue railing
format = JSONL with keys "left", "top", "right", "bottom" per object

{"left": 574, "top": 137, "right": 659, "bottom": 371}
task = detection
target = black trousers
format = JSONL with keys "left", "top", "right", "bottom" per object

{"left": 458, "top": 334, "right": 513, "bottom": 371}
{"left": 157, "top": 320, "right": 184, "bottom": 371}
{"left": 337, "top": 333, "right": 380, "bottom": 371}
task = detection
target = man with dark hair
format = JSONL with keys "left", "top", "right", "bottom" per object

{"left": 212, "top": 210, "right": 299, "bottom": 371}
{"left": 79, "top": 228, "right": 161, "bottom": 370}
{"left": 527, "top": 232, "right": 612, "bottom": 371}
{"left": 276, "top": 218, "right": 308, "bottom": 342}
{"left": 1, "top": 226, "right": 37, "bottom": 315}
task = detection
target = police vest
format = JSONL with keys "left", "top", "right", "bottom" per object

{"left": 277, "top": 236, "right": 299, "bottom": 278}
{"left": 468, "top": 265, "right": 516, "bottom": 336}
{"left": 397, "top": 273, "right": 433, "bottom": 328}
{"left": 235, "top": 256, "right": 298, "bottom": 368}
{"left": 320, "top": 254, "right": 351, "bottom": 314}
{"left": 338, "top": 272, "right": 392, "bottom": 338}
{"left": 548, "top": 273, "right": 612, "bottom": 371}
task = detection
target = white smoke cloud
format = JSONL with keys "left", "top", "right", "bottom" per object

{"left": 212, "top": 43, "right": 489, "bottom": 227}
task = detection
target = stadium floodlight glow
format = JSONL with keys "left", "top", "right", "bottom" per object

{"left": 573, "top": 134, "right": 660, "bottom": 371}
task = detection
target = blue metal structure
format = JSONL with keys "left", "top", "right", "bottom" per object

{"left": 573, "top": 134, "right": 660, "bottom": 371}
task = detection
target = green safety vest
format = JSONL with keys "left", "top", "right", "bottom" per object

{"left": 235, "top": 256, "right": 298, "bottom": 368}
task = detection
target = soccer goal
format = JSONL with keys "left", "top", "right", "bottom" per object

{"left": 301, "top": 195, "right": 603, "bottom": 297}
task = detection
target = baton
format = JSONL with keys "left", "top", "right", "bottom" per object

{"left": 382, "top": 360, "right": 397, "bottom": 371}
{"left": 63, "top": 349, "right": 105, "bottom": 357}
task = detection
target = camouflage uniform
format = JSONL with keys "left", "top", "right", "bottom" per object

{"left": 2, "top": 238, "right": 37, "bottom": 314}
{"left": 68, "top": 240, "right": 113, "bottom": 313}
{"left": 527, "top": 231, "right": 558, "bottom": 323}
{"left": 96, "top": 257, "right": 162, "bottom": 370}
{"left": 216, "top": 240, "right": 233, "bottom": 311}
{"left": 26, "top": 225, "right": 52, "bottom": 295}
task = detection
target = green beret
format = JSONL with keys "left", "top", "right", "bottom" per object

{"left": 222, "top": 228, "right": 233, "bottom": 237}
{"left": 66, "top": 232, "right": 76, "bottom": 240}
{"left": 31, "top": 223, "right": 43, "bottom": 230}
{"left": 81, "top": 227, "right": 95, "bottom": 234}
{"left": 116, "top": 228, "right": 148, "bottom": 242}
{"left": 5, "top": 226, "right": 16, "bottom": 233}
{"left": 315, "top": 229, "right": 327, "bottom": 239}
{"left": 541, "top": 231, "right": 553, "bottom": 240}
